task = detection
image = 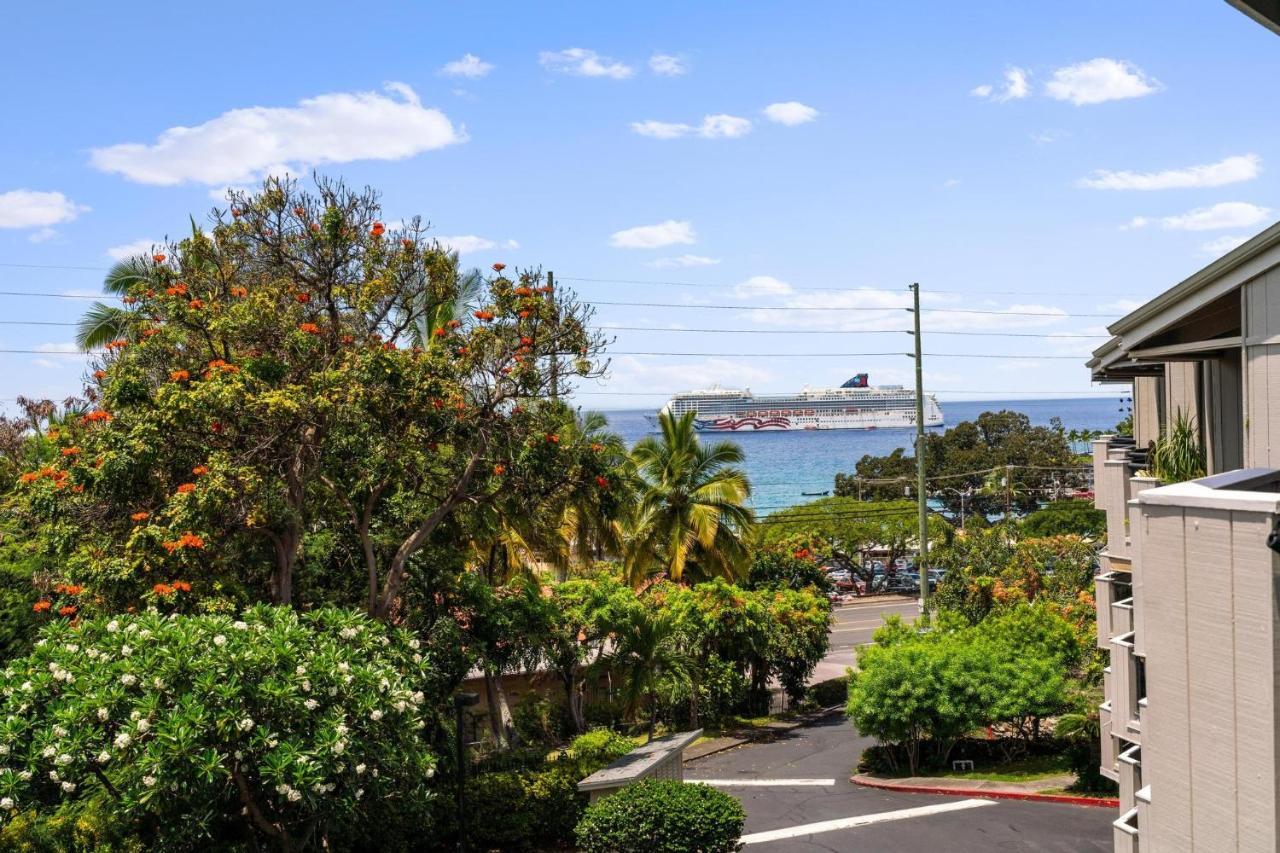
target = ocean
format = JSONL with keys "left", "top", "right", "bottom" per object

{"left": 597, "top": 397, "right": 1125, "bottom": 515}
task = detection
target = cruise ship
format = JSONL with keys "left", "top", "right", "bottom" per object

{"left": 652, "top": 374, "right": 944, "bottom": 432}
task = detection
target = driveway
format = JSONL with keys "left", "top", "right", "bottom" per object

{"left": 685, "top": 713, "right": 1113, "bottom": 852}
{"left": 812, "top": 596, "right": 920, "bottom": 682}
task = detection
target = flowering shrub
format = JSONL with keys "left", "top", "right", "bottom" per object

{"left": 0, "top": 606, "right": 438, "bottom": 850}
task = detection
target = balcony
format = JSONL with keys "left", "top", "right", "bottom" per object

{"left": 1110, "top": 631, "right": 1141, "bottom": 743}
{"left": 1118, "top": 744, "right": 1141, "bottom": 811}
{"left": 1110, "top": 597, "right": 1134, "bottom": 637}
{"left": 1112, "top": 807, "right": 1140, "bottom": 853}
{"left": 1099, "top": 699, "right": 1118, "bottom": 783}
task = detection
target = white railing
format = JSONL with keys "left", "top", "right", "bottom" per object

{"left": 1113, "top": 807, "right": 1141, "bottom": 853}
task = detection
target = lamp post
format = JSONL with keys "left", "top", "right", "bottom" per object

{"left": 453, "top": 692, "right": 480, "bottom": 852}
{"left": 938, "top": 487, "right": 973, "bottom": 530}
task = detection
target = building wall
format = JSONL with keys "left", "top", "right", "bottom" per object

{"left": 1243, "top": 267, "right": 1280, "bottom": 467}
{"left": 1203, "top": 353, "right": 1244, "bottom": 474}
{"left": 1133, "top": 376, "right": 1161, "bottom": 447}
{"left": 1163, "top": 361, "right": 1199, "bottom": 430}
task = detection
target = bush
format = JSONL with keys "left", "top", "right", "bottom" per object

{"left": 512, "top": 693, "right": 572, "bottom": 746}
{"left": 0, "top": 794, "right": 146, "bottom": 853}
{"left": 0, "top": 606, "right": 439, "bottom": 850}
{"left": 567, "top": 728, "right": 635, "bottom": 766}
{"left": 809, "top": 675, "right": 849, "bottom": 709}
{"left": 575, "top": 779, "right": 744, "bottom": 853}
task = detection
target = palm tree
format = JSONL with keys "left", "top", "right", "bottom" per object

{"left": 625, "top": 411, "right": 754, "bottom": 585}
{"left": 406, "top": 247, "right": 486, "bottom": 349}
{"left": 75, "top": 256, "right": 152, "bottom": 350}
{"left": 596, "top": 605, "right": 691, "bottom": 742}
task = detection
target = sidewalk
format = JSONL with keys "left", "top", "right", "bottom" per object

{"left": 683, "top": 705, "right": 844, "bottom": 762}
{"left": 850, "top": 773, "right": 1119, "bottom": 808}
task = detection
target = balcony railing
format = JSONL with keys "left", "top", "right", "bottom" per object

{"left": 1113, "top": 807, "right": 1140, "bottom": 853}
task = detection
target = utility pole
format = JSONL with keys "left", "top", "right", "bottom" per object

{"left": 547, "top": 270, "right": 558, "bottom": 400}
{"left": 1004, "top": 463, "right": 1013, "bottom": 520}
{"left": 909, "top": 283, "right": 929, "bottom": 615}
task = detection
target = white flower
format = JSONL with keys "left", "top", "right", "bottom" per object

{"left": 355, "top": 788, "right": 364, "bottom": 800}
{"left": 412, "top": 653, "right": 422, "bottom": 664}
{"left": 275, "top": 784, "right": 288, "bottom": 795}
{"left": 41, "top": 746, "right": 56, "bottom": 758}
{"left": 130, "top": 711, "right": 141, "bottom": 721}
{"left": 408, "top": 639, "right": 420, "bottom": 650}
{"left": 355, "top": 763, "right": 366, "bottom": 775}
{"left": 304, "top": 699, "right": 318, "bottom": 711}
{"left": 114, "top": 733, "right": 132, "bottom": 749}
{"left": 55, "top": 753, "right": 72, "bottom": 766}
{"left": 152, "top": 677, "right": 164, "bottom": 689}
{"left": 17, "top": 770, "right": 31, "bottom": 781}
{"left": 394, "top": 700, "right": 408, "bottom": 713}
{"left": 137, "top": 719, "right": 150, "bottom": 733}
{"left": 0, "top": 744, "right": 9, "bottom": 756}
{"left": 120, "top": 673, "right": 137, "bottom": 686}
{"left": 106, "top": 620, "right": 120, "bottom": 633}
{"left": 379, "top": 679, "right": 390, "bottom": 692}
{"left": 97, "top": 751, "right": 110, "bottom": 764}
{"left": 142, "top": 775, "right": 157, "bottom": 787}
{"left": 233, "top": 621, "right": 248, "bottom": 631}
{"left": 212, "top": 635, "right": 226, "bottom": 647}
{"left": 97, "top": 707, "right": 109, "bottom": 721}
{"left": 411, "top": 691, "right": 425, "bottom": 705}
{"left": 0, "top": 797, "right": 13, "bottom": 810}
{"left": 266, "top": 737, "right": 278, "bottom": 748}
{"left": 300, "top": 680, "right": 311, "bottom": 693}
{"left": 120, "top": 645, "right": 133, "bottom": 657}
{"left": 369, "top": 709, "right": 383, "bottom": 722}
{"left": 339, "top": 627, "right": 358, "bottom": 640}
{"left": 238, "top": 718, "right": 255, "bottom": 732}
{"left": 332, "top": 740, "right": 346, "bottom": 755}
{"left": 295, "top": 665, "right": 307, "bottom": 675}
{"left": 20, "top": 682, "right": 31, "bottom": 693}
{"left": 379, "top": 636, "right": 389, "bottom": 646}
{"left": 48, "top": 770, "right": 59, "bottom": 782}
{"left": 371, "top": 767, "right": 378, "bottom": 777}
{"left": 312, "top": 782, "right": 325, "bottom": 793}
{"left": 425, "top": 765, "right": 435, "bottom": 779}
{"left": 52, "top": 725, "right": 68, "bottom": 738}
{"left": 137, "top": 629, "right": 152, "bottom": 640}
{"left": 336, "top": 662, "right": 349, "bottom": 673}
{"left": 335, "top": 723, "right": 348, "bottom": 736}
{"left": 234, "top": 750, "right": 243, "bottom": 760}
{"left": 287, "top": 788, "right": 302, "bottom": 802}
{"left": 64, "top": 644, "right": 78, "bottom": 653}
{"left": 60, "top": 781, "right": 75, "bottom": 793}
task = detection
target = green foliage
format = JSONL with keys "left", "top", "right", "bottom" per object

{"left": 1021, "top": 500, "right": 1106, "bottom": 540}
{"left": 1149, "top": 410, "right": 1206, "bottom": 483}
{"left": 847, "top": 604, "right": 1081, "bottom": 774}
{"left": 574, "top": 779, "right": 745, "bottom": 853}
{"left": 0, "top": 794, "right": 146, "bottom": 853}
{"left": 512, "top": 694, "right": 572, "bottom": 746}
{"left": 566, "top": 729, "right": 635, "bottom": 766}
{"left": 746, "top": 546, "right": 829, "bottom": 592}
{"left": 837, "top": 411, "right": 1083, "bottom": 517}
{"left": 808, "top": 675, "right": 850, "bottom": 709}
{"left": 626, "top": 411, "right": 754, "bottom": 585}
{"left": 0, "top": 606, "right": 438, "bottom": 850}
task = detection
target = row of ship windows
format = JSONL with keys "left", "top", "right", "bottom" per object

{"left": 675, "top": 408, "right": 912, "bottom": 417}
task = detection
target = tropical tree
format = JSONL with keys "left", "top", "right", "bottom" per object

{"left": 596, "top": 604, "right": 691, "bottom": 741}
{"left": 624, "top": 412, "right": 754, "bottom": 585}
{"left": 74, "top": 256, "right": 152, "bottom": 351}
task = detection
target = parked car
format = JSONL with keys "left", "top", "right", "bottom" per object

{"left": 885, "top": 576, "right": 918, "bottom": 594}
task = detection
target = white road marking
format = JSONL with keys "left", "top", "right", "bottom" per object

{"left": 739, "top": 798, "right": 996, "bottom": 845}
{"left": 693, "top": 778, "right": 837, "bottom": 787}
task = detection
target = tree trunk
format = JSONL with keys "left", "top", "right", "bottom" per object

{"left": 481, "top": 669, "right": 508, "bottom": 749}
{"left": 492, "top": 672, "right": 517, "bottom": 747}
{"left": 647, "top": 689, "right": 657, "bottom": 743}
{"left": 563, "top": 671, "right": 586, "bottom": 734}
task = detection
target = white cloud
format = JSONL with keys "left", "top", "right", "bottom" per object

{"left": 971, "top": 68, "right": 1030, "bottom": 102}
{"left": 539, "top": 48, "right": 633, "bottom": 79}
{"left": 733, "top": 276, "right": 793, "bottom": 299}
{"left": 433, "top": 235, "right": 520, "bottom": 254}
{"left": 763, "top": 102, "right": 819, "bottom": 125}
{"left": 106, "top": 239, "right": 161, "bottom": 261}
{"left": 1160, "top": 202, "right": 1271, "bottom": 231}
{"left": 604, "top": 355, "right": 775, "bottom": 395}
{"left": 0, "top": 190, "right": 89, "bottom": 229}
{"left": 649, "top": 53, "right": 687, "bottom": 76}
{"left": 610, "top": 220, "right": 696, "bottom": 249}
{"left": 31, "top": 359, "right": 62, "bottom": 370}
{"left": 1079, "top": 154, "right": 1260, "bottom": 190}
{"left": 1122, "top": 216, "right": 1150, "bottom": 230}
{"left": 89, "top": 83, "right": 465, "bottom": 186}
{"left": 739, "top": 290, "right": 1068, "bottom": 333}
{"left": 1098, "top": 299, "right": 1144, "bottom": 314}
{"left": 1200, "top": 234, "right": 1250, "bottom": 256}
{"left": 630, "top": 114, "right": 751, "bottom": 139}
{"left": 35, "top": 342, "right": 78, "bottom": 354}
{"left": 943, "top": 178, "right": 962, "bottom": 188}
{"left": 27, "top": 228, "right": 57, "bottom": 244}
{"left": 646, "top": 254, "right": 721, "bottom": 268}
{"left": 1044, "top": 58, "right": 1161, "bottom": 105}
{"left": 440, "top": 53, "right": 493, "bottom": 79}
{"left": 1030, "top": 129, "right": 1066, "bottom": 144}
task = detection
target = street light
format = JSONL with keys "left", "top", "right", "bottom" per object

{"left": 936, "top": 487, "right": 973, "bottom": 530}
{"left": 453, "top": 692, "right": 480, "bottom": 852}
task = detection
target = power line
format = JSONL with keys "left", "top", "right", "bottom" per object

{"left": 566, "top": 389, "right": 1124, "bottom": 396}
{"left": 0, "top": 290, "right": 117, "bottom": 300}
{"left": 607, "top": 351, "right": 1089, "bottom": 359}
{"left": 600, "top": 326, "right": 1108, "bottom": 338}
{"left": 558, "top": 275, "right": 1126, "bottom": 299}
{"left": 586, "top": 300, "right": 1115, "bottom": 317}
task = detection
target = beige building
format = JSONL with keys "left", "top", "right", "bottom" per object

{"left": 1089, "top": 219, "right": 1280, "bottom": 852}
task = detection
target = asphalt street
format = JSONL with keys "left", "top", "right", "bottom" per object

{"left": 685, "top": 714, "right": 1114, "bottom": 852}
{"left": 811, "top": 596, "right": 922, "bottom": 682}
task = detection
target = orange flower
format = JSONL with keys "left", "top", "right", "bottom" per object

{"left": 310, "top": 222, "right": 321, "bottom": 233}
{"left": 32, "top": 600, "right": 51, "bottom": 613}
{"left": 433, "top": 327, "right": 448, "bottom": 338}
{"left": 493, "top": 464, "right": 505, "bottom": 476}
{"left": 539, "top": 285, "right": 553, "bottom": 294}
{"left": 595, "top": 476, "right": 609, "bottom": 489}
{"left": 83, "top": 410, "right": 113, "bottom": 423}
{"left": 122, "top": 296, "right": 138, "bottom": 305}
{"left": 55, "top": 584, "right": 83, "bottom": 596}
{"left": 299, "top": 322, "right": 322, "bottom": 335}
{"left": 153, "top": 583, "right": 174, "bottom": 596}
{"left": 455, "top": 346, "right": 468, "bottom": 356}
{"left": 131, "top": 511, "right": 150, "bottom": 522}
{"left": 382, "top": 342, "right": 395, "bottom": 351}
{"left": 46, "top": 429, "right": 59, "bottom": 439}
{"left": 492, "top": 263, "right": 506, "bottom": 272}
{"left": 188, "top": 299, "right": 205, "bottom": 310}
{"left": 93, "top": 370, "right": 107, "bottom": 380}
{"left": 518, "top": 310, "right": 530, "bottom": 319}
{"left": 293, "top": 206, "right": 306, "bottom": 216}
{"left": 192, "top": 465, "right": 209, "bottom": 476}
{"left": 370, "top": 221, "right": 386, "bottom": 236}
{"left": 141, "top": 328, "right": 161, "bottom": 338}
{"left": 18, "top": 472, "right": 38, "bottom": 484}
{"left": 180, "top": 532, "right": 205, "bottom": 549}
{"left": 59, "top": 605, "right": 77, "bottom": 617}
{"left": 166, "top": 283, "right": 188, "bottom": 296}
{"left": 473, "top": 310, "right": 494, "bottom": 322}
{"left": 447, "top": 319, "right": 462, "bottom": 329}
{"left": 590, "top": 443, "right": 603, "bottom": 452}
{"left": 295, "top": 292, "right": 311, "bottom": 304}
{"left": 61, "top": 446, "right": 80, "bottom": 457}
{"left": 145, "top": 288, "right": 156, "bottom": 298}
{"left": 170, "top": 369, "right": 190, "bottom": 382}
{"left": 72, "top": 484, "right": 84, "bottom": 493}
{"left": 176, "top": 483, "right": 196, "bottom": 494}
{"left": 231, "top": 208, "right": 242, "bottom": 218}
{"left": 105, "top": 339, "right": 129, "bottom": 351}
{"left": 153, "top": 253, "right": 166, "bottom": 263}
{"left": 205, "top": 360, "right": 239, "bottom": 374}
{"left": 172, "top": 580, "right": 192, "bottom": 592}
{"left": 230, "top": 286, "right": 248, "bottom": 298}
{"left": 340, "top": 334, "right": 355, "bottom": 345}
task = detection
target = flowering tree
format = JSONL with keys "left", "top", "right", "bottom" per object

{"left": 0, "top": 607, "right": 436, "bottom": 849}
{"left": 10, "top": 177, "right": 613, "bottom": 618}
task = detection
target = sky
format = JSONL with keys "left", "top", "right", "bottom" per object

{"left": 1, "top": 0, "right": 1278, "bottom": 413}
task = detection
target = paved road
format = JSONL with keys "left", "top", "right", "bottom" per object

{"left": 812, "top": 596, "right": 921, "bottom": 682}
{"left": 686, "top": 713, "right": 1113, "bottom": 852}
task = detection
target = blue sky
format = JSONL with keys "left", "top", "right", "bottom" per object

{"left": 2, "top": 0, "right": 1278, "bottom": 412}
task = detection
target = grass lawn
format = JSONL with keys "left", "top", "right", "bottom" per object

{"left": 902, "top": 752, "right": 1073, "bottom": 783}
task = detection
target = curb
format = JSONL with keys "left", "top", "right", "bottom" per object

{"left": 684, "top": 705, "right": 846, "bottom": 763}
{"left": 850, "top": 774, "right": 1119, "bottom": 809}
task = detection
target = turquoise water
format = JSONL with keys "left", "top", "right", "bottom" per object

{"left": 601, "top": 397, "right": 1125, "bottom": 514}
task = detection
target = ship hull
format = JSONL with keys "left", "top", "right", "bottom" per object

{"left": 644, "top": 411, "right": 944, "bottom": 432}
